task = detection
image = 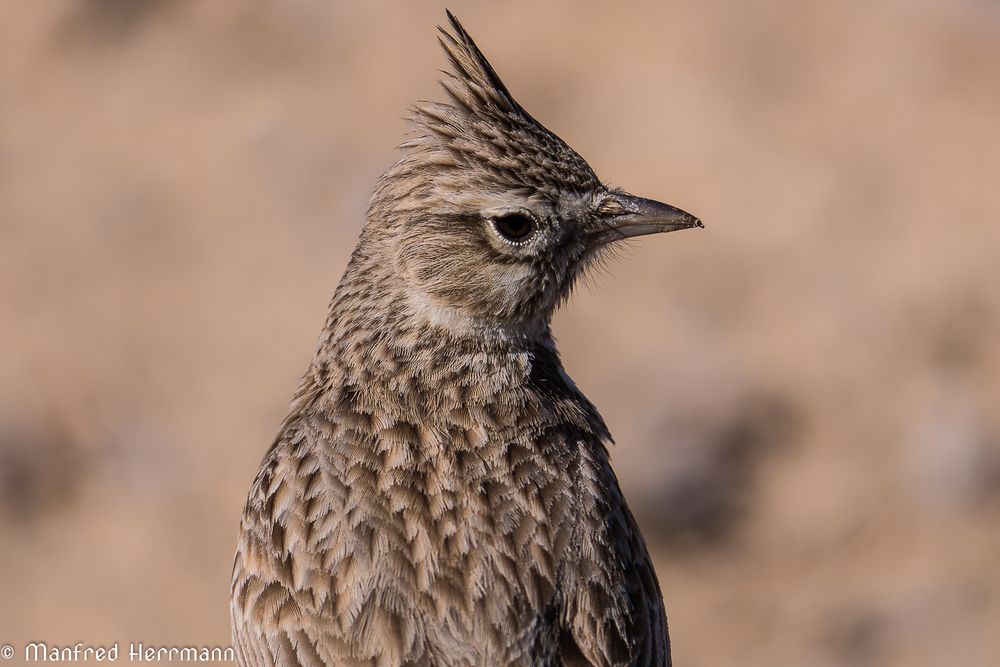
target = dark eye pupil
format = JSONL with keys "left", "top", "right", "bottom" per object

{"left": 495, "top": 213, "right": 534, "bottom": 241}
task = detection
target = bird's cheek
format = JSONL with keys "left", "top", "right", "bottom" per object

{"left": 435, "top": 263, "right": 532, "bottom": 317}
{"left": 476, "top": 263, "right": 536, "bottom": 314}
{"left": 492, "top": 264, "right": 531, "bottom": 298}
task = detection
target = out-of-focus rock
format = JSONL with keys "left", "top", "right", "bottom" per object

{"left": 631, "top": 391, "right": 801, "bottom": 547}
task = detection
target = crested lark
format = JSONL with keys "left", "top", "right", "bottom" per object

{"left": 231, "top": 11, "right": 701, "bottom": 667}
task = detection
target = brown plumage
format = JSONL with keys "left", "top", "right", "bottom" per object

{"left": 231, "top": 11, "right": 701, "bottom": 667}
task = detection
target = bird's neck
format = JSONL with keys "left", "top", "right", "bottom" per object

{"left": 300, "top": 245, "right": 564, "bottom": 425}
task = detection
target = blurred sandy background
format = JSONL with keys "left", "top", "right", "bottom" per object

{"left": 2, "top": 1, "right": 999, "bottom": 665}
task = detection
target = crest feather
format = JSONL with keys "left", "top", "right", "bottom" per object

{"left": 390, "top": 10, "right": 600, "bottom": 201}
{"left": 437, "top": 10, "right": 526, "bottom": 119}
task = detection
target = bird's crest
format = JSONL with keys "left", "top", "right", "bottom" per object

{"left": 436, "top": 9, "right": 526, "bottom": 121}
{"left": 399, "top": 10, "right": 600, "bottom": 198}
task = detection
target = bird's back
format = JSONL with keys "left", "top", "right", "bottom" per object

{"left": 231, "top": 342, "right": 668, "bottom": 666}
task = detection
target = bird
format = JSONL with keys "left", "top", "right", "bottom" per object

{"left": 231, "top": 10, "right": 701, "bottom": 667}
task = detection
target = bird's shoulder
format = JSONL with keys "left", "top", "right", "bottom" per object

{"left": 232, "top": 344, "right": 665, "bottom": 665}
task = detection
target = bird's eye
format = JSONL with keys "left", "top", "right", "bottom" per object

{"left": 491, "top": 212, "right": 536, "bottom": 244}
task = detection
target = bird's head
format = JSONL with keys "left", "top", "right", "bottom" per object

{"left": 367, "top": 11, "right": 701, "bottom": 338}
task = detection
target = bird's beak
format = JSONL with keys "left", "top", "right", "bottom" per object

{"left": 591, "top": 191, "right": 702, "bottom": 246}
